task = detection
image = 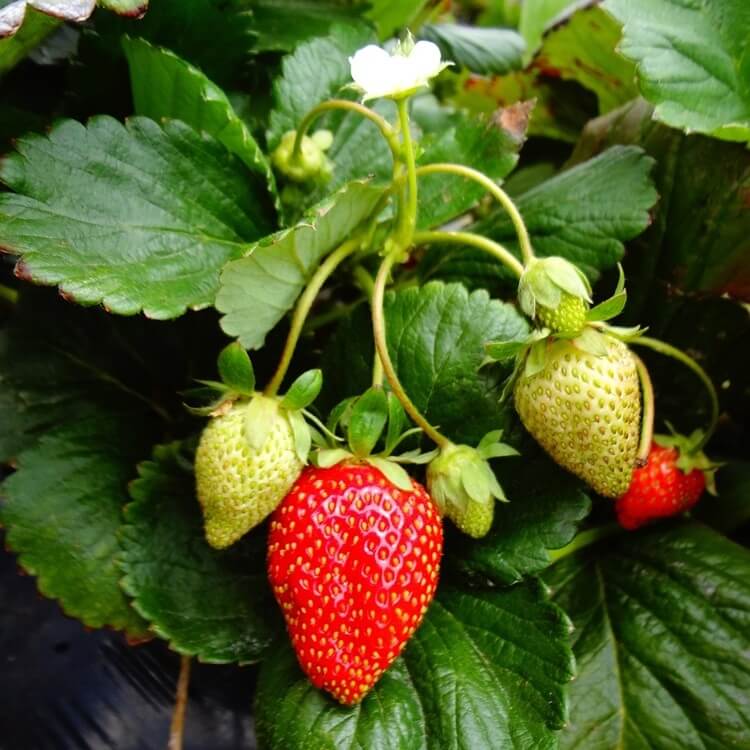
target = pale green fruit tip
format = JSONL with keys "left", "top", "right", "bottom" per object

{"left": 427, "top": 443, "right": 504, "bottom": 539}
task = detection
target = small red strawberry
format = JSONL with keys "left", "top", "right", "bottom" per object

{"left": 267, "top": 462, "right": 443, "bottom": 705}
{"left": 616, "top": 439, "right": 715, "bottom": 530}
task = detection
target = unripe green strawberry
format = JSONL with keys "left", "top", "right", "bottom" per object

{"left": 537, "top": 293, "right": 588, "bottom": 334}
{"left": 195, "top": 397, "right": 303, "bottom": 549}
{"left": 514, "top": 337, "right": 640, "bottom": 497}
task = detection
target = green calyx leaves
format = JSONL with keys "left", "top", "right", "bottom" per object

{"left": 271, "top": 129, "right": 334, "bottom": 184}
{"left": 654, "top": 429, "right": 722, "bottom": 495}
{"left": 427, "top": 432, "right": 518, "bottom": 539}
{"left": 517, "top": 256, "right": 592, "bottom": 323}
{"left": 313, "top": 388, "right": 436, "bottom": 492}
{"left": 218, "top": 341, "right": 256, "bottom": 396}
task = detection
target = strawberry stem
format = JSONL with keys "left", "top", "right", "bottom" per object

{"left": 395, "top": 97, "right": 418, "bottom": 248}
{"left": 413, "top": 229, "right": 525, "bottom": 279}
{"left": 168, "top": 655, "right": 191, "bottom": 750}
{"left": 265, "top": 236, "right": 362, "bottom": 397}
{"left": 372, "top": 249, "right": 451, "bottom": 449}
{"left": 547, "top": 522, "right": 622, "bottom": 564}
{"left": 291, "top": 99, "right": 400, "bottom": 164}
{"left": 415, "top": 163, "right": 535, "bottom": 265}
{"left": 633, "top": 353, "right": 655, "bottom": 466}
{"left": 631, "top": 336, "right": 719, "bottom": 452}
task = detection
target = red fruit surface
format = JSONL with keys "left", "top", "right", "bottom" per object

{"left": 616, "top": 443, "right": 706, "bottom": 530}
{"left": 267, "top": 462, "right": 443, "bottom": 705}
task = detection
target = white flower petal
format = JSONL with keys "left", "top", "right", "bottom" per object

{"left": 349, "top": 45, "right": 393, "bottom": 95}
{"left": 349, "top": 39, "right": 447, "bottom": 100}
{"left": 408, "top": 41, "right": 443, "bottom": 81}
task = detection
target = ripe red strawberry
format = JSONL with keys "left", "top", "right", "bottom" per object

{"left": 267, "top": 462, "right": 443, "bottom": 705}
{"left": 616, "top": 442, "right": 706, "bottom": 530}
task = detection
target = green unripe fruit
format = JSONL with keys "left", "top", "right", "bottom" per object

{"left": 195, "top": 398, "right": 303, "bottom": 549}
{"left": 427, "top": 443, "right": 501, "bottom": 539}
{"left": 514, "top": 337, "right": 640, "bottom": 497}
{"left": 537, "top": 293, "right": 588, "bottom": 334}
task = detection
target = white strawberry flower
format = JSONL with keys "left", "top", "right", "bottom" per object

{"left": 349, "top": 35, "right": 451, "bottom": 101}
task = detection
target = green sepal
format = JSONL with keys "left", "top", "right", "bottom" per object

{"left": 384, "top": 393, "right": 408, "bottom": 455}
{"left": 390, "top": 447, "right": 440, "bottom": 465}
{"left": 366, "top": 457, "right": 414, "bottom": 492}
{"left": 281, "top": 369, "right": 323, "bottom": 410}
{"left": 182, "top": 383, "right": 232, "bottom": 416}
{"left": 484, "top": 340, "right": 527, "bottom": 363}
{"left": 518, "top": 256, "right": 592, "bottom": 318}
{"left": 654, "top": 429, "right": 723, "bottom": 496}
{"left": 243, "top": 394, "right": 279, "bottom": 451}
{"left": 217, "top": 342, "right": 255, "bottom": 396}
{"left": 574, "top": 327, "right": 609, "bottom": 357}
{"left": 327, "top": 396, "right": 357, "bottom": 436}
{"left": 524, "top": 339, "right": 548, "bottom": 378}
{"left": 587, "top": 264, "right": 627, "bottom": 322}
{"left": 348, "top": 386, "right": 389, "bottom": 458}
{"left": 314, "top": 448, "right": 353, "bottom": 468}
{"left": 600, "top": 323, "right": 647, "bottom": 341}
{"left": 288, "top": 409, "right": 313, "bottom": 464}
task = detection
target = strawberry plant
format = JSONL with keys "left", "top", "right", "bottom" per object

{"left": 1, "top": 1, "right": 749, "bottom": 747}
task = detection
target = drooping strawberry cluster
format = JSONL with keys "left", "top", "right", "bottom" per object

{"left": 268, "top": 463, "right": 442, "bottom": 705}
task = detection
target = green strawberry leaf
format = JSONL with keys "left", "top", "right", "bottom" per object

{"left": 91, "top": 0, "right": 256, "bottom": 88}
{"left": 216, "top": 180, "right": 384, "bottom": 349}
{"left": 0, "top": 8, "right": 59, "bottom": 74}
{"left": 322, "top": 282, "right": 530, "bottom": 447}
{"left": 123, "top": 37, "right": 279, "bottom": 208}
{"left": 120, "top": 442, "right": 280, "bottom": 662}
{"left": 605, "top": 0, "right": 750, "bottom": 142}
{"left": 546, "top": 522, "right": 750, "bottom": 749}
{"left": 366, "top": 0, "right": 427, "bottom": 38}
{"left": 419, "top": 23, "right": 525, "bottom": 75}
{"left": 572, "top": 99, "right": 750, "bottom": 305}
{"left": 518, "top": 0, "right": 575, "bottom": 60}
{"left": 1, "top": 408, "right": 152, "bottom": 637}
{"left": 0, "top": 291, "right": 177, "bottom": 636}
{"left": 267, "top": 22, "right": 375, "bottom": 150}
{"left": 255, "top": 579, "right": 573, "bottom": 749}
{"left": 531, "top": 2, "right": 638, "bottom": 114}
{"left": 0, "top": 116, "right": 275, "bottom": 318}
{"left": 217, "top": 342, "right": 255, "bottom": 396}
{"left": 449, "top": 458, "right": 591, "bottom": 585}
{"left": 249, "top": 0, "right": 369, "bottom": 52}
{"left": 427, "top": 145, "right": 657, "bottom": 291}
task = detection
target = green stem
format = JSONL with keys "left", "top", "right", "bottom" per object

{"left": 548, "top": 523, "right": 622, "bottom": 564}
{"left": 630, "top": 336, "right": 719, "bottom": 451}
{"left": 0, "top": 283, "right": 18, "bottom": 305}
{"left": 416, "top": 163, "right": 535, "bottom": 265}
{"left": 414, "top": 229, "right": 525, "bottom": 279}
{"left": 265, "top": 236, "right": 361, "bottom": 397}
{"left": 292, "top": 99, "right": 400, "bottom": 162}
{"left": 396, "top": 98, "right": 418, "bottom": 248}
{"left": 372, "top": 251, "right": 450, "bottom": 449}
{"left": 633, "top": 353, "right": 655, "bottom": 465}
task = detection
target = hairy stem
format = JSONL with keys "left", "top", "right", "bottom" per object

{"left": 631, "top": 336, "right": 719, "bottom": 451}
{"left": 413, "top": 229, "right": 525, "bottom": 279}
{"left": 292, "top": 99, "right": 400, "bottom": 162}
{"left": 633, "top": 353, "right": 655, "bottom": 465}
{"left": 547, "top": 523, "right": 622, "bottom": 564}
{"left": 265, "top": 237, "right": 361, "bottom": 396}
{"left": 372, "top": 251, "right": 450, "bottom": 448}
{"left": 416, "top": 163, "right": 534, "bottom": 265}
{"left": 167, "top": 656, "right": 191, "bottom": 750}
{"left": 396, "top": 98, "right": 418, "bottom": 248}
